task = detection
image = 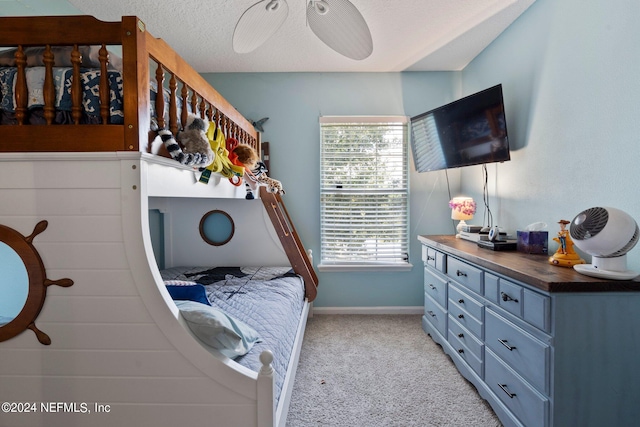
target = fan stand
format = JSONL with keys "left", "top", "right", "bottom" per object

{"left": 573, "top": 255, "right": 639, "bottom": 280}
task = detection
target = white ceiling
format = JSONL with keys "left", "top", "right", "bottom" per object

{"left": 7, "top": 0, "right": 536, "bottom": 73}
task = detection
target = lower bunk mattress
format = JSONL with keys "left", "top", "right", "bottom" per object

{"left": 160, "top": 266, "right": 306, "bottom": 405}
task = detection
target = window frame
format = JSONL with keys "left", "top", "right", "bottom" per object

{"left": 318, "top": 115, "right": 412, "bottom": 272}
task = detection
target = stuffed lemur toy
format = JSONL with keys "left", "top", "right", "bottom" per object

{"left": 158, "top": 113, "right": 215, "bottom": 169}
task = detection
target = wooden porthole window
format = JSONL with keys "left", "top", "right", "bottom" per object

{"left": 199, "top": 210, "right": 235, "bottom": 246}
{"left": 0, "top": 221, "right": 73, "bottom": 345}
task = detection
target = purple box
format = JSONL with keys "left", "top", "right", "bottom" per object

{"left": 517, "top": 231, "right": 548, "bottom": 254}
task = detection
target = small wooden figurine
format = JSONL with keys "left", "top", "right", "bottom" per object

{"left": 548, "top": 219, "right": 586, "bottom": 267}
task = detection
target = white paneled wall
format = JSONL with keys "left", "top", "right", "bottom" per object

{"left": 0, "top": 154, "right": 268, "bottom": 427}
{"left": 150, "top": 197, "right": 289, "bottom": 268}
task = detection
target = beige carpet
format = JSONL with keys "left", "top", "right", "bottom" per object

{"left": 286, "top": 314, "right": 502, "bottom": 427}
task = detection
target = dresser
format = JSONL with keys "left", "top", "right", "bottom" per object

{"left": 419, "top": 235, "right": 640, "bottom": 427}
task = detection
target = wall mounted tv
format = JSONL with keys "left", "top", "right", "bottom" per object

{"left": 410, "top": 84, "right": 510, "bottom": 172}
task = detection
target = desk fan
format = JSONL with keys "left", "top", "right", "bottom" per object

{"left": 569, "top": 207, "right": 640, "bottom": 280}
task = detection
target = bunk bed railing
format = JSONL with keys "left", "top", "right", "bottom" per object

{"left": 0, "top": 16, "right": 259, "bottom": 156}
{"left": 0, "top": 16, "right": 129, "bottom": 152}
{"left": 143, "top": 31, "right": 260, "bottom": 155}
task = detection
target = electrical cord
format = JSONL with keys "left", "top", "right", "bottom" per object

{"left": 482, "top": 164, "right": 493, "bottom": 229}
{"left": 445, "top": 169, "right": 457, "bottom": 234}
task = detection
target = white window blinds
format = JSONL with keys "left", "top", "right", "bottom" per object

{"left": 320, "top": 116, "right": 409, "bottom": 267}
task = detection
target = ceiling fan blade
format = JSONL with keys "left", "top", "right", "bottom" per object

{"left": 306, "top": 0, "right": 373, "bottom": 60}
{"left": 233, "top": 0, "right": 289, "bottom": 54}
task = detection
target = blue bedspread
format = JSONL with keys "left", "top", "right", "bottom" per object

{"left": 160, "top": 266, "right": 305, "bottom": 405}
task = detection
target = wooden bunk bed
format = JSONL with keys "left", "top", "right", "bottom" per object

{"left": 0, "top": 15, "right": 317, "bottom": 427}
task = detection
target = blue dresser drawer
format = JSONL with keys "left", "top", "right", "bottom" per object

{"left": 424, "top": 293, "right": 447, "bottom": 338}
{"left": 523, "top": 288, "right": 551, "bottom": 332}
{"left": 448, "top": 316, "right": 483, "bottom": 363}
{"left": 422, "top": 245, "right": 435, "bottom": 267}
{"left": 486, "top": 349, "right": 548, "bottom": 427}
{"left": 498, "top": 278, "right": 524, "bottom": 317}
{"left": 447, "top": 257, "right": 483, "bottom": 295}
{"left": 484, "top": 273, "right": 499, "bottom": 303}
{"left": 485, "top": 309, "right": 550, "bottom": 394}
{"left": 498, "top": 276, "right": 552, "bottom": 332}
{"left": 448, "top": 296, "right": 483, "bottom": 339}
{"left": 449, "top": 326, "right": 483, "bottom": 377}
{"left": 448, "top": 283, "right": 484, "bottom": 322}
{"left": 423, "top": 246, "right": 446, "bottom": 272}
{"left": 424, "top": 267, "right": 447, "bottom": 308}
{"left": 435, "top": 251, "right": 446, "bottom": 273}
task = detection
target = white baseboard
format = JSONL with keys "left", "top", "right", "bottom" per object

{"left": 311, "top": 306, "right": 424, "bottom": 315}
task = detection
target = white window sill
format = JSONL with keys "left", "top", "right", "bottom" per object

{"left": 318, "top": 263, "right": 413, "bottom": 273}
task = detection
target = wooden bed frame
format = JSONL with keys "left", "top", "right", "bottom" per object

{"left": 0, "top": 15, "right": 317, "bottom": 427}
{"left": 0, "top": 15, "right": 258, "bottom": 154}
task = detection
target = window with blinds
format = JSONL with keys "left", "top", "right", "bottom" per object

{"left": 319, "top": 116, "right": 409, "bottom": 268}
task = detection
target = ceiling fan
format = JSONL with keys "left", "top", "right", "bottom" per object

{"left": 233, "top": 0, "right": 373, "bottom": 60}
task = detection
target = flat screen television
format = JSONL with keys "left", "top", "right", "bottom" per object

{"left": 410, "top": 84, "right": 510, "bottom": 172}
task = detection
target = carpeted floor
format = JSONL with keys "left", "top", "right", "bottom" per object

{"left": 286, "top": 314, "right": 502, "bottom": 427}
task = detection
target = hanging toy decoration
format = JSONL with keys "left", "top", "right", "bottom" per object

{"left": 199, "top": 121, "right": 240, "bottom": 184}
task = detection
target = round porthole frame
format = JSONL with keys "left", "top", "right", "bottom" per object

{"left": 0, "top": 221, "right": 73, "bottom": 345}
{"left": 199, "top": 210, "right": 235, "bottom": 246}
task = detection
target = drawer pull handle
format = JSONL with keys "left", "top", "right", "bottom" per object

{"left": 458, "top": 299, "right": 464, "bottom": 304}
{"left": 458, "top": 333, "right": 464, "bottom": 338}
{"left": 456, "top": 270, "right": 467, "bottom": 277}
{"left": 429, "top": 284, "right": 436, "bottom": 290}
{"left": 498, "top": 339, "right": 516, "bottom": 351}
{"left": 498, "top": 383, "right": 516, "bottom": 399}
{"left": 458, "top": 349, "right": 464, "bottom": 354}
{"left": 427, "top": 310, "right": 436, "bottom": 317}
{"left": 501, "top": 292, "right": 519, "bottom": 303}
{"left": 427, "top": 255, "right": 435, "bottom": 261}
{"left": 458, "top": 314, "right": 464, "bottom": 319}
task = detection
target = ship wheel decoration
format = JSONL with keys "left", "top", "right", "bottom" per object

{"left": 0, "top": 221, "right": 74, "bottom": 345}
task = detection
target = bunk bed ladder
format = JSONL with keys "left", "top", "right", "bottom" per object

{"left": 260, "top": 187, "right": 318, "bottom": 302}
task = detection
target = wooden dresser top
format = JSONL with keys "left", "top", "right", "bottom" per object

{"left": 419, "top": 235, "right": 640, "bottom": 293}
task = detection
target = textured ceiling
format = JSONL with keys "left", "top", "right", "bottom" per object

{"left": 4, "top": 0, "right": 536, "bottom": 73}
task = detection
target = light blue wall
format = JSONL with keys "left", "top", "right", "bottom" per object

{"left": 202, "top": 72, "right": 462, "bottom": 307}
{"left": 16, "top": 0, "right": 640, "bottom": 307}
{"left": 458, "top": 0, "right": 640, "bottom": 273}
{"left": 206, "top": 0, "right": 640, "bottom": 306}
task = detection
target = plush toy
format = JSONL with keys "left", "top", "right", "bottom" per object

{"left": 198, "top": 126, "right": 244, "bottom": 184}
{"left": 158, "top": 113, "right": 215, "bottom": 169}
{"left": 245, "top": 160, "right": 285, "bottom": 199}
{"left": 232, "top": 144, "right": 259, "bottom": 170}
{"left": 226, "top": 142, "right": 260, "bottom": 195}
{"left": 223, "top": 139, "right": 256, "bottom": 186}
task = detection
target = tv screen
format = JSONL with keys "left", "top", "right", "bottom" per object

{"left": 410, "top": 84, "right": 510, "bottom": 172}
